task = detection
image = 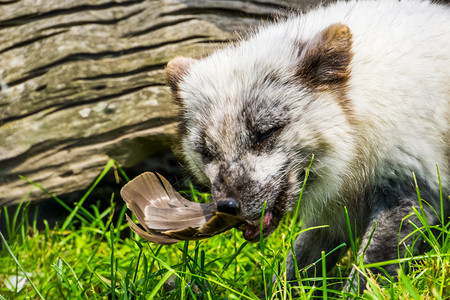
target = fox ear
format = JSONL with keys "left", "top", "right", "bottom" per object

{"left": 297, "top": 23, "right": 353, "bottom": 88}
{"left": 165, "top": 56, "right": 196, "bottom": 104}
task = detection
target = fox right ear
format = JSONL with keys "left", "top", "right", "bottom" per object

{"left": 296, "top": 23, "right": 353, "bottom": 89}
{"left": 165, "top": 56, "right": 196, "bottom": 104}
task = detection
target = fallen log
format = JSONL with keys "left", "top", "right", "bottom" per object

{"left": 0, "top": 0, "right": 319, "bottom": 206}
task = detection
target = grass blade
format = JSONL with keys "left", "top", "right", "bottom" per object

{"left": 0, "top": 231, "right": 44, "bottom": 300}
{"left": 321, "top": 251, "right": 327, "bottom": 300}
{"left": 61, "top": 159, "right": 116, "bottom": 230}
{"left": 399, "top": 269, "right": 421, "bottom": 300}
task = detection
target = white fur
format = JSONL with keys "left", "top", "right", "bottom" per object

{"left": 177, "top": 0, "right": 450, "bottom": 223}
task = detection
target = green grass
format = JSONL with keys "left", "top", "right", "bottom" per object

{"left": 0, "top": 160, "right": 449, "bottom": 299}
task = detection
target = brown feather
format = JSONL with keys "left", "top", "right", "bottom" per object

{"left": 121, "top": 172, "right": 246, "bottom": 244}
{"left": 126, "top": 214, "right": 179, "bottom": 245}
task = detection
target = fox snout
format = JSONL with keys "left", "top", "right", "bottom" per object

{"left": 216, "top": 198, "right": 240, "bottom": 215}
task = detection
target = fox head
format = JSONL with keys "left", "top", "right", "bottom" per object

{"left": 165, "top": 23, "right": 358, "bottom": 241}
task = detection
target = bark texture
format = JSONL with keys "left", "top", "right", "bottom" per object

{"left": 0, "top": 0, "right": 319, "bottom": 206}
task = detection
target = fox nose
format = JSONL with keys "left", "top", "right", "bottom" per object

{"left": 217, "top": 198, "right": 240, "bottom": 215}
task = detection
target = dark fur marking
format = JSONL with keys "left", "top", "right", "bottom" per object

{"left": 296, "top": 23, "right": 356, "bottom": 125}
{"left": 296, "top": 24, "right": 353, "bottom": 87}
{"left": 240, "top": 98, "right": 291, "bottom": 155}
{"left": 212, "top": 159, "right": 291, "bottom": 224}
{"left": 345, "top": 177, "right": 442, "bottom": 293}
{"left": 189, "top": 127, "right": 224, "bottom": 165}
{"left": 288, "top": 228, "right": 346, "bottom": 278}
{"left": 290, "top": 175, "right": 444, "bottom": 294}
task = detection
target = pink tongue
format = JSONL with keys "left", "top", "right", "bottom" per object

{"left": 243, "top": 211, "right": 273, "bottom": 240}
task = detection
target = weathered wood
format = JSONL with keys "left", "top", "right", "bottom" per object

{"left": 0, "top": 0, "right": 319, "bottom": 206}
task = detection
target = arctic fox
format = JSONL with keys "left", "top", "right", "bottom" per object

{"left": 165, "top": 0, "right": 450, "bottom": 291}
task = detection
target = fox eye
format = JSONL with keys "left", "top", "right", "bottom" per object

{"left": 256, "top": 126, "right": 282, "bottom": 144}
{"left": 199, "top": 148, "right": 214, "bottom": 164}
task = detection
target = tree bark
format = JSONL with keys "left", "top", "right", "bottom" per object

{"left": 0, "top": 0, "right": 319, "bottom": 206}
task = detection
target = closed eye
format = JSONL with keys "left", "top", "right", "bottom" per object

{"left": 199, "top": 148, "right": 215, "bottom": 164}
{"left": 256, "top": 126, "right": 282, "bottom": 144}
